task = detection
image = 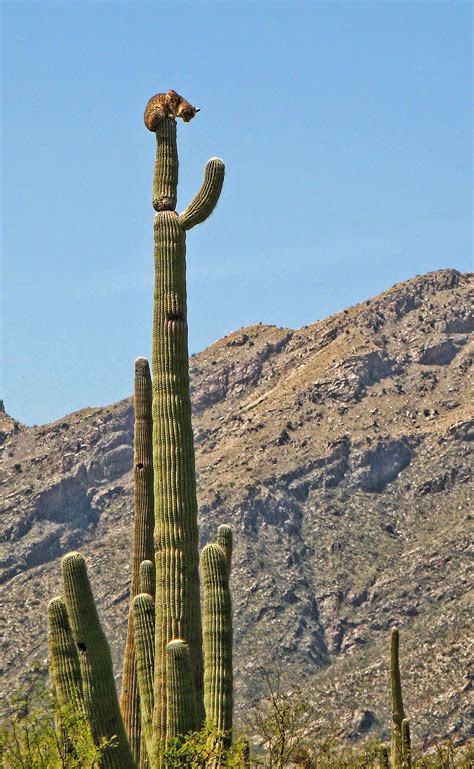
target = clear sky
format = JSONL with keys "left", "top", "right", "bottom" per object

{"left": 2, "top": 1, "right": 472, "bottom": 426}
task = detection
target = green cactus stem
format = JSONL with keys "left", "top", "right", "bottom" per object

{"left": 390, "top": 628, "right": 406, "bottom": 769}
{"left": 152, "top": 118, "right": 178, "bottom": 212}
{"left": 132, "top": 593, "right": 156, "bottom": 761}
{"left": 48, "top": 597, "right": 86, "bottom": 759}
{"left": 47, "top": 597, "right": 84, "bottom": 711}
{"left": 178, "top": 158, "right": 225, "bottom": 231}
{"left": 139, "top": 560, "right": 155, "bottom": 597}
{"left": 121, "top": 357, "right": 155, "bottom": 765}
{"left": 145, "top": 100, "right": 224, "bottom": 752}
{"left": 216, "top": 524, "right": 233, "bottom": 577}
{"left": 402, "top": 719, "right": 412, "bottom": 769}
{"left": 201, "top": 543, "right": 233, "bottom": 755}
{"left": 166, "top": 640, "right": 198, "bottom": 740}
{"left": 61, "top": 552, "right": 136, "bottom": 769}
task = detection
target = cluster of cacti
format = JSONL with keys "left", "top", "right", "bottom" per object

{"left": 47, "top": 92, "right": 231, "bottom": 768}
{"left": 45, "top": 89, "right": 422, "bottom": 769}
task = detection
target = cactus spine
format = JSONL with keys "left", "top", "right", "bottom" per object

{"left": 201, "top": 542, "right": 233, "bottom": 756}
{"left": 61, "top": 552, "right": 136, "bottom": 769}
{"left": 390, "top": 628, "right": 406, "bottom": 769}
{"left": 147, "top": 104, "right": 224, "bottom": 757}
{"left": 121, "top": 357, "right": 155, "bottom": 766}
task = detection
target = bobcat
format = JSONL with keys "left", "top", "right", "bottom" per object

{"left": 144, "top": 89, "right": 200, "bottom": 131}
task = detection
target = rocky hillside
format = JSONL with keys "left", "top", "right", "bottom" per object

{"left": 1, "top": 269, "right": 472, "bottom": 747}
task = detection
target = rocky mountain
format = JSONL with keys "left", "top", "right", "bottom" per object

{"left": 1, "top": 268, "right": 472, "bottom": 748}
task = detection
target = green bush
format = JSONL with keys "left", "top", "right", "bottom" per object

{"left": 162, "top": 720, "right": 249, "bottom": 767}
{"left": 1, "top": 667, "right": 471, "bottom": 768}
{"left": 0, "top": 669, "right": 114, "bottom": 768}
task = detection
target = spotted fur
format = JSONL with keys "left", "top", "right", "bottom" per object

{"left": 144, "top": 90, "right": 200, "bottom": 131}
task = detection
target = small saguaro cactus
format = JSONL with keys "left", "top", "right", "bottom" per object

{"left": 390, "top": 628, "right": 406, "bottom": 769}
{"left": 201, "top": 541, "right": 233, "bottom": 759}
{"left": 58, "top": 552, "right": 136, "bottom": 769}
{"left": 143, "top": 89, "right": 225, "bottom": 756}
{"left": 120, "top": 357, "right": 155, "bottom": 766}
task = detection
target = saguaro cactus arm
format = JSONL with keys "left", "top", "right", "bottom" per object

{"left": 179, "top": 158, "right": 225, "bottom": 231}
{"left": 121, "top": 357, "right": 155, "bottom": 764}
{"left": 61, "top": 552, "right": 136, "bottom": 769}
{"left": 216, "top": 524, "right": 233, "bottom": 577}
{"left": 166, "top": 640, "right": 198, "bottom": 740}
{"left": 47, "top": 597, "right": 84, "bottom": 711}
{"left": 132, "top": 593, "right": 156, "bottom": 761}
{"left": 201, "top": 543, "right": 233, "bottom": 744}
{"left": 139, "top": 559, "right": 155, "bottom": 598}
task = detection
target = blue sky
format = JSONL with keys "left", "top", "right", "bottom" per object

{"left": 2, "top": 1, "right": 472, "bottom": 426}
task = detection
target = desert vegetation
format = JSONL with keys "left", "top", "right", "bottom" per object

{"left": 1, "top": 663, "right": 472, "bottom": 767}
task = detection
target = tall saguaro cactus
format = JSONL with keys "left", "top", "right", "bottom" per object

{"left": 121, "top": 357, "right": 155, "bottom": 766}
{"left": 143, "top": 94, "right": 225, "bottom": 757}
{"left": 390, "top": 628, "right": 406, "bottom": 769}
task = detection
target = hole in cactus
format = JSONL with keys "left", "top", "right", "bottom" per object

{"left": 77, "top": 642, "right": 87, "bottom": 653}
{"left": 166, "top": 311, "right": 184, "bottom": 322}
{"left": 136, "top": 463, "right": 144, "bottom": 471}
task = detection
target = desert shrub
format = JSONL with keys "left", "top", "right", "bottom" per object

{"left": 0, "top": 667, "right": 113, "bottom": 768}
{"left": 247, "top": 668, "right": 316, "bottom": 768}
{"left": 291, "top": 738, "right": 473, "bottom": 769}
{"left": 1, "top": 666, "right": 471, "bottom": 768}
{"left": 162, "top": 720, "right": 250, "bottom": 767}
{"left": 413, "top": 741, "right": 473, "bottom": 769}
